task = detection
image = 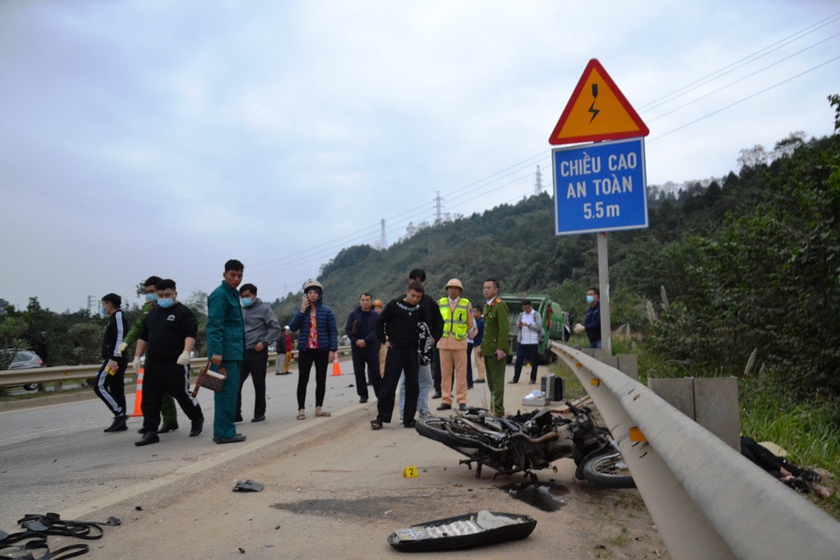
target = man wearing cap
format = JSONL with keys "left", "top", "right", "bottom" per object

{"left": 436, "top": 278, "right": 475, "bottom": 412}
{"left": 511, "top": 299, "right": 544, "bottom": 384}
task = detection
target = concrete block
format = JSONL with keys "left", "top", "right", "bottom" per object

{"left": 616, "top": 354, "right": 639, "bottom": 380}
{"left": 598, "top": 354, "right": 618, "bottom": 369}
{"left": 694, "top": 377, "right": 740, "bottom": 451}
{"left": 648, "top": 378, "right": 696, "bottom": 419}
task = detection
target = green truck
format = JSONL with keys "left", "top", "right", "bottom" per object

{"left": 501, "top": 293, "right": 570, "bottom": 364}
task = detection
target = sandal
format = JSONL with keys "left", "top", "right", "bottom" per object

{"left": 315, "top": 410, "right": 331, "bottom": 417}
{"left": 370, "top": 419, "right": 383, "bottom": 430}
{"left": 296, "top": 411, "right": 305, "bottom": 420}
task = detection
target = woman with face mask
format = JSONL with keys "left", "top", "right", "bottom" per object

{"left": 287, "top": 280, "right": 338, "bottom": 420}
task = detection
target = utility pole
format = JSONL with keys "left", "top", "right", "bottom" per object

{"left": 535, "top": 165, "right": 543, "bottom": 195}
{"left": 87, "top": 296, "right": 98, "bottom": 317}
{"left": 434, "top": 191, "right": 442, "bottom": 224}
{"left": 377, "top": 218, "right": 387, "bottom": 249}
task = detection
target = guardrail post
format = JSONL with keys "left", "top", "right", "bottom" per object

{"left": 648, "top": 377, "right": 740, "bottom": 451}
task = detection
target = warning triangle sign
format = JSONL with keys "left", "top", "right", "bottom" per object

{"left": 549, "top": 59, "right": 649, "bottom": 145}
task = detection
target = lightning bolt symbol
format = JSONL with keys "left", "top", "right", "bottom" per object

{"left": 588, "top": 83, "right": 600, "bottom": 123}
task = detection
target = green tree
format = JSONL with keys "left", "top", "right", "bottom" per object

{"left": 67, "top": 323, "right": 104, "bottom": 365}
{"left": 0, "top": 316, "right": 29, "bottom": 369}
{"left": 184, "top": 289, "right": 209, "bottom": 356}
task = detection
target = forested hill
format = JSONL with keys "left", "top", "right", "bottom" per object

{"left": 273, "top": 131, "right": 829, "bottom": 330}
{"left": 276, "top": 113, "right": 840, "bottom": 402}
{"left": 274, "top": 192, "right": 594, "bottom": 326}
{"left": 272, "top": 168, "right": 742, "bottom": 327}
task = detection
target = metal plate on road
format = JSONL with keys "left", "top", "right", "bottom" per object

{"left": 552, "top": 137, "right": 648, "bottom": 236}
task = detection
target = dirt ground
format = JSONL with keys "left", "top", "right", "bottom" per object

{"left": 60, "top": 404, "right": 669, "bottom": 560}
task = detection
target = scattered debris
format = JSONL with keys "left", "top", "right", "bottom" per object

{"left": 388, "top": 510, "right": 536, "bottom": 551}
{"left": 233, "top": 479, "right": 264, "bottom": 492}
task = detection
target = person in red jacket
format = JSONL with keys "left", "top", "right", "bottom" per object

{"left": 275, "top": 326, "right": 294, "bottom": 375}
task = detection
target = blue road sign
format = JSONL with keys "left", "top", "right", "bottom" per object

{"left": 552, "top": 137, "right": 648, "bottom": 236}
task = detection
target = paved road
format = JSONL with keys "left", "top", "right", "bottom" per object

{"left": 0, "top": 360, "right": 667, "bottom": 559}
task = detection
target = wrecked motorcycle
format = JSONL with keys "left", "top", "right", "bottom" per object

{"left": 415, "top": 401, "right": 635, "bottom": 489}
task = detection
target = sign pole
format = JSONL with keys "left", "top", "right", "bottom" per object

{"left": 597, "top": 232, "right": 612, "bottom": 355}
{"left": 548, "top": 59, "right": 649, "bottom": 358}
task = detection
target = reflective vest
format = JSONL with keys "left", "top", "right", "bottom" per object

{"left": 439, "top": 297, "right": 470, "bottom": 340}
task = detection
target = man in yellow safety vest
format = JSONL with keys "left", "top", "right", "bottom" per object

{"left": 436, "top": 278, "right": 475, "bottom": 412}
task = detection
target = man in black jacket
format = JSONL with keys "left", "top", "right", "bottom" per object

{"left": 95, "top": 293, "right": 129, "bottom": 433}
{"left": 345, "top": 292, "right": 381, "bottom": 403}
{"left": 133, "top": 279, "right": 204, "bottom": 446}
{"left": 371, "top": 282, "right": 426, "bottom": 430}
{"left": 398, "top": 269, "right": 444, "bottom": 419}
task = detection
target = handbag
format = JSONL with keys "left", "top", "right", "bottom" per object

{"left": 192, "top": 363, "right": 227, "bottom": 397}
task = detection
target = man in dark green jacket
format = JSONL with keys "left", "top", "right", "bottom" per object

{"left": 207, "top": 259, "right": 247, "bottom": 444}
{"left": 479, "top": 278, "right": 509, "bottom": 417}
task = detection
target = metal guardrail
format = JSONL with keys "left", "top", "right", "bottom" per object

{"left": 0, "top": 347, "right": 353, "bottom": 393}
{"left": 550, "top": 342, "right": 840, "bottom": 560}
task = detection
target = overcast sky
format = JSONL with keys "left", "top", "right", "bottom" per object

{"left": 1, "top": 0, "right": 837, "bottom": 313}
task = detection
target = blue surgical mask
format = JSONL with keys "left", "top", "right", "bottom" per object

{"left": 145, "top": 293, "right": 158, "bottom": 303}
{"left": 240, "top": 297, "right": 253, "bottom": 308}
{"left": 157, "top": 298, "right": 175, "bottom": 308}
{"left": 99, "top": 306, "right": 107, "bottom": 318}
{"left": 586, "top": 295, "right": 595, "bottom": 303}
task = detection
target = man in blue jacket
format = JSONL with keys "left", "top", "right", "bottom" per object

{"left": 345, "top": 292, "right": 381, "bottom": 403}
{"left": 207, "top": 259, "right": 246, "bottom": 444}
{"left": 584, "top": 287, "right": 602, "bottom": 349}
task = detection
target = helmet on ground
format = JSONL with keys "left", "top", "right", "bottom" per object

{"left": 444, "top": 278, "right": 464, "bottom": 292}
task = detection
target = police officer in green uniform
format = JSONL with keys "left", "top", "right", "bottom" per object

{"left": 207, "top": 259, "right": 247, "bottom": 444}
{"left": 479, "top": 278, "right": 509, "bottom": 417}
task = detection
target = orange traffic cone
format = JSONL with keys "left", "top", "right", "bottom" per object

{"left": 332, "top": 360, "right": 342, "bottom": 376}
{"left": 130, "top": 368, "right": 144, "bottom": 417}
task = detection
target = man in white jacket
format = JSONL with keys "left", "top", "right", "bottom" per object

{"left": 510, "top": 300, "right": 543, "bottom": 384}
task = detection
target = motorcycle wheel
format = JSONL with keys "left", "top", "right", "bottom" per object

{"left": 581, "top": 451, "right": 636, "bottom": 489}
{"left": 414, "top": 417, "right": 487, "bottom": 449}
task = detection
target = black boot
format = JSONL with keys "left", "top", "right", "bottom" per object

{"left": 104, "top": 414, "right": 128, "bottom": 433}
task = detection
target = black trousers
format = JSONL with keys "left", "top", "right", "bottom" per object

{"left": 513, "top": 344, "right": 540, "bottom": 382}
{"left": 141, "top": 360, "right": 203, "bottom": 431}
{"left": 237, "top": 348, "right": 268, "bottom": 418}
{"left": 297, "top": 349, "right": 329, "bottom": 409}
{"left": 94, "top": 357, "right": 127, "bottom": 416}
{"left": 377, "top": 345, "right": 418, "bottom": 426}
{"left": 351, "top": 345, "right": 380, "bottom": 400}
{"left": 432, "top": 347, "right": 441, "bottom": 393}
